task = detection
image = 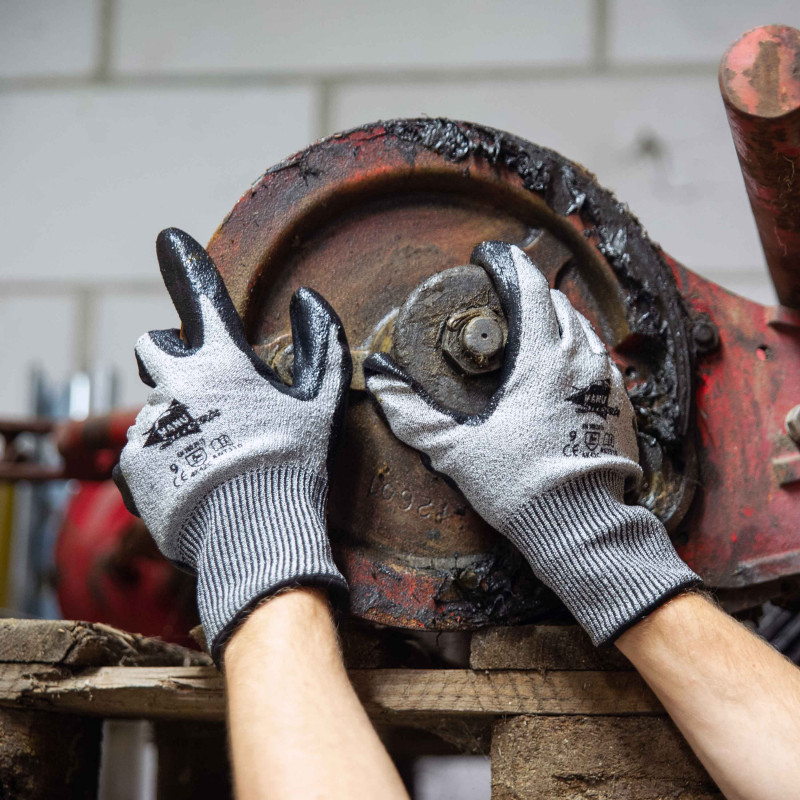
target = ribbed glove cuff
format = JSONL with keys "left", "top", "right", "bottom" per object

{"left": 177, "top": 465, "right": 347, "bottom": 662}
{"left": 503, "top": 470, "right": 701, "bottom": 646}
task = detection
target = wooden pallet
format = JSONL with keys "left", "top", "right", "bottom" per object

{"left": 0, "top": 620, "right": 722, "bottom": 799}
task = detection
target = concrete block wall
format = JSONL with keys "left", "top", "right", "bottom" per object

{"left": 2, "top": 0, "right": 797, "bottom": 415}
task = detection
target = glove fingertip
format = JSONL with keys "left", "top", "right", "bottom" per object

{"left": 293, "top": 288, "right": 351, "bottom": 365}
{"left": 112, "top": 462, "right": 141, "bottom": 518}
{"left": 362, "top": 352, "right": 412, "bottom": 385}
{"left": 290, "top": 287, "right": 352, "bottom": 398}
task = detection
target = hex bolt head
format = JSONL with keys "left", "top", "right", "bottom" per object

{"left": 461, "top": 316, "right": 504, "bottom": 360}
{"left": 693, "top": 319, "right": 720, "bottom": 353}
{"left": 441, "top": 308, "right": 507, "bottom": 375}
{"left": 786, "top": 404, "right": 800, "bottom": 444}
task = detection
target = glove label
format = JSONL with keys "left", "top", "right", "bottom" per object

{"left": 566, "top": 379, "right": 620, "bottom": 420}
{"left": 143, "top": 399, "right": 221, "bottom": 450}
{"left": 563, "top": 424, "right": 618, "bottom": 458}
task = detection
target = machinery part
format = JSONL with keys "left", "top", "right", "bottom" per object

{"left": 669, "top": 261, "right": 800, "bottom": 586}
{"left": 720, "top": 24, "right": 800, "bottom": 310}
{"left": 28, "top": 24, "right": 800, "bottom": 629}
{"left": 0, "top": 418, "right": 58, "bottom": 481}
{"left": 0, "top": 411, "right": 137, "bottom": 482}
{"left": 55, "top": 481, "right": 198, "bottom": 646}
{"left": 205, "top": 118, "right": 700, "bottom": 630}
{"left": 392, "top": 265, "right": 508, "bottom": 414}
{"left": 459, "top": 314, "right": 504, "bottom": 365}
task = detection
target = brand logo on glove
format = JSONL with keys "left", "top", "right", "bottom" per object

{"left": 566, "top": 379, "right": 620, "bottom": 420}
{"left": 143, "top": 399, "right": 221, "bottom": 449}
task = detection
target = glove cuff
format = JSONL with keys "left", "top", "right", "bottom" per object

{"left": 503, "top": 470, "right": 701, "bottom": 646}
{"left": 177, "top": 464, "right": 347, "bottom": 663}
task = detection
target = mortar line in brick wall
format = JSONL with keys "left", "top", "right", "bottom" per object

{"left": 0, "top": 61, "right": 720, "bottom": 94}
{"left": 315, "top": 81, "right": 334, "bottom": 140}
{"left": 592, "top": 0, "right": 610, "bottom": 72}
{"left": 0, "top": 281, "right": 163, "bottom": 295}
{"left": 93, "top": 0, "right": 116, "bottom": 83}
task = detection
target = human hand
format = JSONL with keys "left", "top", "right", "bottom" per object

{"left": 114, "top": 228, "right": 350, "bottom": 660}
{"left": 365, "top": 242, "right": 699, "bottom": 645}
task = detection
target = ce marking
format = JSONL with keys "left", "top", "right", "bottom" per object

{"left": 562, "top": 430, "right": 580, "bottom": 456}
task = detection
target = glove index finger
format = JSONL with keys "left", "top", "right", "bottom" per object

{"left": 155, "top": 228, "right": 243, "bottom": 351}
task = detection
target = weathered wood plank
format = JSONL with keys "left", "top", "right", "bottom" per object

{"left": 471, "top": 625, "right": 632, "bottom": 671}
{"left": 491, "top": 715, "right": 723, "bottom": 799}
{"left": 0, "top": 620, "right": 210, "bottom": 667}
{"left": 0, "top": 665, "right": 662, "bottom": 721}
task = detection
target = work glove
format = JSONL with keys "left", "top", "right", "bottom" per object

{"left": 365, "top": 242, "right": 700, "bottom": 646}
{"left": 113, "top": 228, "right": 350, "bottom": 661}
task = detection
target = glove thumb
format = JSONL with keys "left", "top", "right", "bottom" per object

{"left": 363, "top": 353, "right": 460, "bottom": 452}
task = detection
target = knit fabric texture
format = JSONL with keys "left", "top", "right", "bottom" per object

{"left": 503, "top": 470, "right": 700, "bottom": 645}
{"left": 179, "top": 465, "right": 346, "bottom": 662}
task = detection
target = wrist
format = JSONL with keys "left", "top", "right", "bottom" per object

{"left": 615, "top": 590, "right": 710, "bottom": 657}
{"left": 225, "top": 586, "right": 333, "bottom": 669}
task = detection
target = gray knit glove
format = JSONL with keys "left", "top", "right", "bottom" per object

{"left": 113, "top": 228, "right": 350, "bottom": 660}
{"left": 365, "top": 242, "right": 699, "bottom": 645}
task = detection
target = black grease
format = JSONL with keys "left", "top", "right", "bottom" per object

{"left": 385, "top": 118, "right": 693, "bottom": 448}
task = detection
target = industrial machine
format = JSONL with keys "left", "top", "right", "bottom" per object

{"left": 2, "top": 24, "right": 798, "bottom": 641}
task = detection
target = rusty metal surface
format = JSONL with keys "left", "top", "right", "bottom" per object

{"left": 206, "top": 119, "right": 699, "bottom": 630}
{"left": 393, "top": 264, "right": 508, "bottom": 414}
{"left": 720, "top": 24, "right": 800, "bottom": 310}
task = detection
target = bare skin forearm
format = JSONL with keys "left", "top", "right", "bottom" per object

{"left": 224, "top": 588, "right": 410, "bottom": 800}
{"left": 616, "top": 592, "right": 800, "bottom": 800}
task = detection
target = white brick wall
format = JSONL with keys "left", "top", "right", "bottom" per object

{"left": 113, "top": 0, "right": 593, "bottom": 75}
{"left": 0, "top": 87, "right": 317, "bottom": 283}
{"left": 0, "top": 294, "right": 78, "bottom": 414}
{"left": 0, "top": 0, "right": 100, "bottom": 78}
{"left": 610, "top": 0, "right": 800, "bottom": 64}
{"left": 0, "top": 0, "right": 787, "bottom": 419}
{"left": 93, "top": 291, "right": 178, "bottom": 409}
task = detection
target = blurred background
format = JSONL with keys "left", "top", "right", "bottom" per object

{"left": 1, "top": 1, "right": 798, "bottom": 798}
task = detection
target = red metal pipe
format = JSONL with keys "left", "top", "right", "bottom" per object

{"left": 720, "top": 24, "right": 800, "bottom": 310}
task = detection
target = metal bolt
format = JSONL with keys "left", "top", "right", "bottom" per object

{"left": 786, "top": 404, "right": 800, "bottom": 444}
{"left": 693, "top": 319, "right": 720, "bottom": 353}
{"left": 461, "top": 316, "right": 504, "bottom": 361}
{"left": 441, "top": 308, "right": 506, "bottom": 375}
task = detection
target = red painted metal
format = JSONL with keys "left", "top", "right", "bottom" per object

{"left": 720, "top": 24, "right": 800, "bottom": 310}
{"left": 56, "top": 481, "right": 197, "bottom": 645}
{"left": 670, "top": 258, "right": 800, "bottom": 587}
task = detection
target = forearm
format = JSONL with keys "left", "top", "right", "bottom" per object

{"left": 224, "top": 587, "right": 410, "bottom": 800}
{"left": 616, "top": 592, "right": 800, "bottom": 800}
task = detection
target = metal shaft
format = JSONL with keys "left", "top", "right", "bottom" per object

{"left": 720, "top": 24, "right": 800, "bottom": 310}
